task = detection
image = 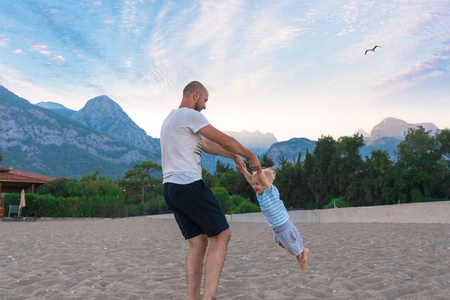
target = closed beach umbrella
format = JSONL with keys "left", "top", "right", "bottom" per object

{"left": 19, "top": 189, "right": 26, "bottom": 215}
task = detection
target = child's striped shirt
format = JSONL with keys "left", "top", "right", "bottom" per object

{"left": 256, "top": 184, "right": 289, "bottom": 228}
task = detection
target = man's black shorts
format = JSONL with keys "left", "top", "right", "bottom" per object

{"left": 163, "top": 180, "right": 229, "bottom": 239}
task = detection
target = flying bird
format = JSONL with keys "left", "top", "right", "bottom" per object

{"left": 365, "top": 45, "right": 381, "bottom": 55}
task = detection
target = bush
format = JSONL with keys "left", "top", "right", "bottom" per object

{"left": 211, "top": 187, "right": 231, "bottom": 212}
{"left": 143, "top": 199, "right": 159, "bottom": 215}
{"left": 126, "top": 204, "right": 142, "bottom": 217}
{"left": 4, "top": 192, "right": 124, "bottom": 218}
{"left": 411, "top": 188, "right": 423, "bottom": 203}
{"left": 421, "top": 197, "right": 450, "bottom": 203}
{"left": 230, "top": 200, "right": 260, "bottom": 214}
{"left": 322, "top": 197, "right": 348, "bottom": 209}
{"left": 124, "top": 196, "right": 169, "bottom": 216}
{"left": 158, "top": 198, "right": 170, "bottom": 214}
{"left": 306, "top": 202, "right": 318, "bottom": 209}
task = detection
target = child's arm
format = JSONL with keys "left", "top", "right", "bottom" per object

{"left": 237, "top": 164, "right": 253, "bottom": 186}
{"left": 257, "top": 171, "right": 272, "bottom": 190}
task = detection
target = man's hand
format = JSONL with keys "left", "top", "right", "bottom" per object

{"left": 233, "top": 155, "right": 245, "bottom": 172}
{"left": 248, "top": 154, "right": 262, "bottom": 174}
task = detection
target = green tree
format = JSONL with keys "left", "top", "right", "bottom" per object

{"left": 211, "top": 187, "right": 230, "bottom": 212}
{"left": 214, "top": 160, "right": 234, "bottom": 177}
{"left": 435, "top": 129, "right": 450, "bottom": 198}
{"left": 396, "top": 126, "right": 442, "bottom": 201}
{"left": 302, "top": 149, "right": 316, "bottom": 206}
{"left": 259, "top": 153, "right": 275, "bottom": 168}
{"left": 437, "top": 129, "right": 450, "bottom": 156}
{"left": 363, "top": 149, "right": 395, "bottom": 205}
{"left": 309, "top": 135, "right": 337, "bottom": 207}
{"left": 333, "top": 134, "right": 365, "bottom": 205}
{"left": 274, "top": 152, "right": 311, "bottom": 208}
{"left": 80, "top": 170, "right": 101, "bottom": 182}
{"left": 275, "top": 157, "right": 296, "bottom": 208}
{"left": 202, "top": 168, "right": 214, "bottom": 187}
{"left": 120, "top": 161, "right": 162, "bottom": 204}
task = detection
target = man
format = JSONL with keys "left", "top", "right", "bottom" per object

{"left": 160, "top": 81, "right": 261, "bottom": 300}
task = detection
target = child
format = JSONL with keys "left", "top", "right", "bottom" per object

{"left": 238, "top": 166, "right": 310, "bottom": 270}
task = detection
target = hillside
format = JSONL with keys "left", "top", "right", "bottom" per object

{"left": 0, "top": 85, "right": 159, "bottom": 179}
{"left": 71, "top": 96, "right": 160, "bottom": 153}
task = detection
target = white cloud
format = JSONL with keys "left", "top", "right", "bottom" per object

{"left": 32, "top": 44, "right": 47, "bottom": 51}
{"left": 124, "top": 57, "right": 132, "bottom": 68}
{"left": 39, "top": 50, "right": 51, "bottom": 56}
{"left": 374, "top": 47, "right": 450, "bottom": 89}
{"left": 31, "top": 44, "right": 66, "bottom": 65}
{"left": 54, "top": 55, "right": 66, "bottom": 64}
{"left": 121, "top": 0, "right": 147, "bottom": 35}
{"left": 0, "top": 35, "right": 11, "bottom": 47}
{"left": 242, "top": 3, "right": 303, "bottom": 58}
{"left": 1, "top": 0, "right": 448, "bottom": 141}
{"left": 183, "top": 1, "right": 244, "bottom": 58}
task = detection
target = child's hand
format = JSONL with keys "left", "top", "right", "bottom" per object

{"left": 235, "top": 163, "right": 247, "bottom": 174}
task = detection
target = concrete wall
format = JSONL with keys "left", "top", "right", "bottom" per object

{"left": 314, "top": 201, "right": 450, "bottom": 224}
{"left": 148, "top": 201, "right": 450, "bottom": 224}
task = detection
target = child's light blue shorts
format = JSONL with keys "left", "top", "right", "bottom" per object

{"left": 273, "top": 220, "right": 303, "bottom": 256}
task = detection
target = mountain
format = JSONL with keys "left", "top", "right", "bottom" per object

{"left": 266, "top": 138, "right": 316, "bottom": 165}
{"left": 265, "top": 117, "right": 441, "bottom": 165}
{"left": 36, "top": 102, "right": 75, "bottom": 118}
{"left": 224, "top": 130, "right": 277, "bottom": 154}
{"left": 71, "top": 96, "right": 160, "bottom": 153}
{"left": 368, "top": 117, "right": 439, "bottom": 141}
{"left": 200, "top": 130, "right": 278, "bottom": 173}
{"left": 360, "top": 137, "right": 402, "bottom": 160}
{"left": 0, "top": 85, "right": 160, "bottom": 179}
{"left": 354, "top": 128, "right": 370, "bottom": 138}
{"left": 1, "top": 83, "right": 443, "bottom": 178}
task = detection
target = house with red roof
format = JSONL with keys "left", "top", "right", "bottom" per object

{"left": 0, "top": 166, "right": 54, "bottom": 217}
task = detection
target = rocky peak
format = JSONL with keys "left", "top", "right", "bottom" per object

{"left": 370, "top": 117, "right": 439, "bottom": 139}
{"left": 354, "top": 128, "right": 370, "bottom": 138}
{"left": 71, "top": 95, "right": 160, "bottom": 153}
{"left": 223, "top": 130, "right": 278, "bottom": 150}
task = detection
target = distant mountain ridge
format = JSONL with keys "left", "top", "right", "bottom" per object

{"left": 2, "top": 84, "right": 443, "bottom": 178}
{"left": 0, "top": 85, "right": 159, "bottom": 179}
{"left": 71, "top": 96, "right": 160, "bottom": 153}
{"left": 224, "top": 130, "right": 277, "bottom": 155}
{"left": 363, "top": 117, "right": 439, "bottom": 142}
{"left": 36, "top": 101, "right": 75, "bottom": 118}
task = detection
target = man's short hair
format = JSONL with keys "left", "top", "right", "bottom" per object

{"left": 183, "top": 81, "right": 206, "bottom": 97}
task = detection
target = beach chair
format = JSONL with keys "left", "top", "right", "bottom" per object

{"left": 6, "top": 205, "right": 23, "bottom": 222}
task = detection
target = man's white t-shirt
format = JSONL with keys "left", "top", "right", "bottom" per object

{"left": 160, "top": 108, "right": 210, "bottom": 184}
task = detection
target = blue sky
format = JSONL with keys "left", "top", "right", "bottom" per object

{"left": 1, "top": 0, "right": 449, "bottom": 142}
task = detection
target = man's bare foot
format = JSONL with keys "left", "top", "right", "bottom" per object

{"left": 299, "top": 248, "right": 310, "bottom": 270}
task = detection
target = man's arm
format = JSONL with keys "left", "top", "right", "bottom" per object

{"left": 199, "top": 124, "right": 261, "bottom": 173}
{"left": 202, "top": 137, "right": 245, "bottom": 170}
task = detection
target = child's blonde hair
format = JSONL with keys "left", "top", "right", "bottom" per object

{"left": 253, "top": 167, "right": 276, "bottom": 184}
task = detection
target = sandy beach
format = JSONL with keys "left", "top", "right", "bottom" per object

{"left": 1, "top": 217, "right": 449, "bottom": 299}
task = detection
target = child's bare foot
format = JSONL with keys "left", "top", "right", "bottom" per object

{"left": 299, "top": 247, "right": 310, "bottom": 270}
